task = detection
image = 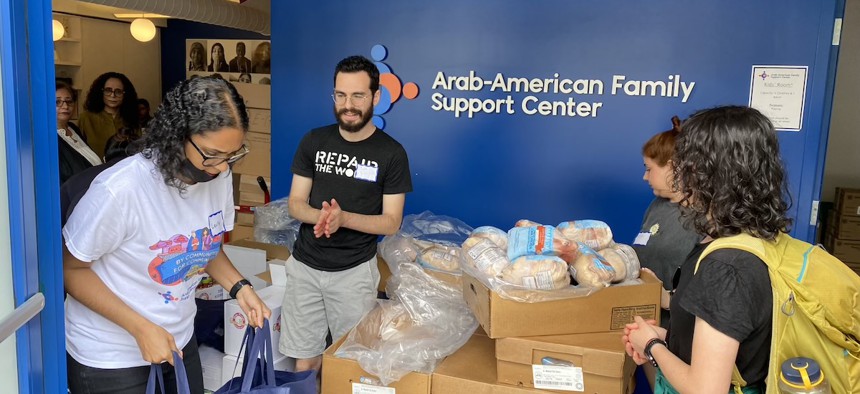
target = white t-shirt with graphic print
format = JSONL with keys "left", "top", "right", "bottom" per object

{"left": 63, "top": 153, "right": 235, "bottom": 369}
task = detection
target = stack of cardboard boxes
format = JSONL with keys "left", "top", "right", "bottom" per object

{"left": 824, "top": 188, "right": 860, "bottom": 274}
{"left": 321, "top": 265, "right": 661, "bottom": 393}
{"left": 230, "top": 84, "right": 272, "bottom": 242}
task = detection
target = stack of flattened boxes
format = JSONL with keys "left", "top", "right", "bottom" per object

{"left": 229, "top": 82, "right": 272, "bottom": 242}
{"left": 825, "top": 188, "right": 860, "bottom": 274}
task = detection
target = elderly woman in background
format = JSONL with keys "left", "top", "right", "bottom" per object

{"left": 57, "top": 80, "right": 101, "bottom": 185}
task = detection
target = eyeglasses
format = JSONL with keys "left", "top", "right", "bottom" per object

{"left": 188, "top": 138, "right": 250, "bottom": 167}
{"left": 56, "top": 99, "right": 75, "bottom": 107}
{"left": 103, "top": 88, "right": 125, "bottom": 97}
{"left": 331, "top": 91, "right": 370, "bottom": 106}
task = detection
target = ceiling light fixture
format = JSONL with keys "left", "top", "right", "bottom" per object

{"left": 52, "top": 19, "right": 65, "bottom": 41}
{"left": 130, "top": 18, "right": 156, "bottom": 42}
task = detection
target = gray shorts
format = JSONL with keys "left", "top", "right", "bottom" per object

{"left": 278, "top": 255, "right": 380, "bottom": 359}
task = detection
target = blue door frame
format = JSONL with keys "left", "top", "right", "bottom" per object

{"left": 1, "top": 0, "right": 66, "bottom": 392}
{"left": 0, "top": 1, "right": 846, "bottom": 393}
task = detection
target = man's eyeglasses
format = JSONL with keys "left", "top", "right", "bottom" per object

{"left": 103, "top": 88, "right": 125, "bottom": 97}
{"left": 331, "top": 91, "right": 370, "bottom": 106}
{"left": 188, "top": 138, "right": 250, "bottom": 167}
{"left": 56, "top": 99, "right": 75, "bottom": 107}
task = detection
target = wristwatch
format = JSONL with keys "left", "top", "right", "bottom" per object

{"left": 229, "top": 278, "right": 252, "bottom": 299}
{"left": 644, "top": 337, "right": 668, "bottom": 368}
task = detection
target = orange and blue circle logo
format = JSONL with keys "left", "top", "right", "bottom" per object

{"left": 371, "top": 44, "right": 419, "bottom": 130}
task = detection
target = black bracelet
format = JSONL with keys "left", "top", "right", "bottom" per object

{"left": 644, "top": 337, "right": 668, "bottom": 368}
{"left": 229, "top": 278, "right": 252, "bottom": 299}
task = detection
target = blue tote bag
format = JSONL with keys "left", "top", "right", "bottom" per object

{"left": 146, "top": 352, "right": 191, "bottom": 394}
{"left": 216, "top": 319, "right": 317, "bottom": 394}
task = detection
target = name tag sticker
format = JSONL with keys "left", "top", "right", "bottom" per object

{"left": 633, "top": 232, "right": 651, "bottom": 246}
{"left": 209, "top": 211, "right": 226, "bottom": 236}
{"left": 355, "top": 164, "right": 379, "bottom": 182}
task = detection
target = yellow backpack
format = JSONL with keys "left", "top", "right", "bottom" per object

{"left": 696, "top": 233, "right": 860, "bottom": 393}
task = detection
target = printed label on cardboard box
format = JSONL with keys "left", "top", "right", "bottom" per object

{"left": 532, "top": 364, "right": 584, "bottom": 391}
{"left": 352, "top": 382, "right": 395, "bottom": 394}
{"left": 610, "top": 305, "right": 657, "bottom": 330}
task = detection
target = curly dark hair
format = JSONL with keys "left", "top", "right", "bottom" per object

{"left": 138, "top": 77, "right": 249, "bottom": 191}
{"left": 673, "top": 105, "right": 792, "bottom": 240}
{"left": 83, "top": 72, "right": 139, "bottom": 129}
{"left": 334, "top": 55, "right": 379, "bottom": 93}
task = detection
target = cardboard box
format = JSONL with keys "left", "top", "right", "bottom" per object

{"left": 376, "top": 253, "right": 462, "bottom": 295}
{"left": 462, "top": 271, "right": 661, "bottom": 338}
{"left": 832, "top": 238, "right": 860, "bottom": 263}
{"left": 231, "top": 132, "right": 271, "bottom": 177}
{"left": 833, "top": 215, "right": 860, "bottom": 241}
{"left": 432, "top": 334, "right": 546, "bottom": 394}
{"left": 229, "top": 224, "right": 255, "bottom": 243}
{"left": 322, "top": 335, "right": 432, "bottom": 394}
{"left": 224, "top": 285, "right": 285, "bottom": 357}
{"left": 247, "top": 108, "right": 271, "bottom": 134}
{"left": 200, "top": 344, "right": 226, "bottom": 392}
{"left": 237, "top": 212, "right": 255, "bottom": 227}
{"left": 234, "top": 83, "right": 271, "bottom": 110}
{"left": 495, "top": 332, "right": 635, "bottom": 393}
{"left": 836, "top": 188, "right": 860, "bottom": 217}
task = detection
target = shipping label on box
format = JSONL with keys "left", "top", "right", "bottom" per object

{"left": 495, "top": 332, "right": 635, "bottom": 394}
{"left": 322, "top": 336, "right": 432, "bottom": 394}
{"left": 462, "top": 271, "right": 661, "bottom": 338}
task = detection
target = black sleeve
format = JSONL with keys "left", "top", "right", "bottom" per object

{"left": 383, "top": 144, "right": 412, "bottom": 194}
{"left": 291, "top": 131, "right": 316, "bottom": 178}
{"left": 677, "top": 249, "right": 768, "bottom": 342}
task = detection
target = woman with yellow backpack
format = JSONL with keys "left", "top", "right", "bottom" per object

{"left": 622, "top": 106, "right": 786, "bottom": 393}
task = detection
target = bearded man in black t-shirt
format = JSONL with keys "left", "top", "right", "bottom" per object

{"left": 279, "top": 56, "right": 412, "bottom": 373}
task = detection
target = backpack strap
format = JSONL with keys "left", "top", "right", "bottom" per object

{"left": 695, "top": 234, "right": 769, "bottom": 391}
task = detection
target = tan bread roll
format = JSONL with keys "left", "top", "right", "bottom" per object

{"left": 417, "top": 246, "right": 460, "bottom": 272}
{"left": 610, "top": 243, "right": 641, "bottom": 281}
{"left": 557, "top": 220, "right": 614, "bottom": 250}
{"left": 500, "top": 255, "right": 570, "bottom": 290}
{"left": 570, "top": 245, "right": 616, "bottom": 288}
{"left": 514, "top": 219, "right": 544, "bottom": 228}
{"left": 470, "top": 226, "right": 508, "bottom": 249}
{"left": 597, "top": 248, "right": 628, "bottom": 282}
{"left": 462, "top": 236, "right": 510, "bottom": 276}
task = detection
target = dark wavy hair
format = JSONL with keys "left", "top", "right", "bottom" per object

{"left": 673, "top": 105, "right": 792, "bottom": 240}
{"left": 83, "top": 72, "right": 139, "bottom": 129}
{"left": 334, "top": 55, "right": 379, "bottom": 93}
{"left": 137, "top": 77, "right": 249, "bottom": 191}
{"left": 642, "top": 116, "right": 681, "bottom": 166}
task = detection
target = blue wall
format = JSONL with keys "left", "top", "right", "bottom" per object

{"left": 270, "top": 1, "right": 838, "bottom": 243}
{"left": 160, "top": 19, "right": 267, "bottom": 97}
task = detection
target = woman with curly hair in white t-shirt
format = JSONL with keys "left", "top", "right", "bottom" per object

{"left": 63, "top": 76, "right": 269, "bottom": 393}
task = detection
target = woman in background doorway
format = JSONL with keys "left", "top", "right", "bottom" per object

{"left": 78, "top": 72, "right": 140, "bottom": 158}
{"left": 208, "top": 42, "right": 229, "bottom": 73}
{"left": 56, "top": 80, "right": 100, "bottom": 185}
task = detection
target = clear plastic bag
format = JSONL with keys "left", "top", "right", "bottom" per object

{"left": 253, "top": 197, "right": 300, "bottom": 252}
{"left": 335, "top": 263, "right": 477, "bottom": 385}
{"left": 378, "top": 211, "right": 473, "bottom": 276}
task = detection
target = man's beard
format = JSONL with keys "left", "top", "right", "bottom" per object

{"left": 334, "top": 106, "right": 373, "bottom": 133}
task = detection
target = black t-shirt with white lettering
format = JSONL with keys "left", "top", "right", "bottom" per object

{"left": 667, "top": 243, "right": 772, "bottom": 387}
{"left": 291, "top": 124, "right": 412, "bottom": 271}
